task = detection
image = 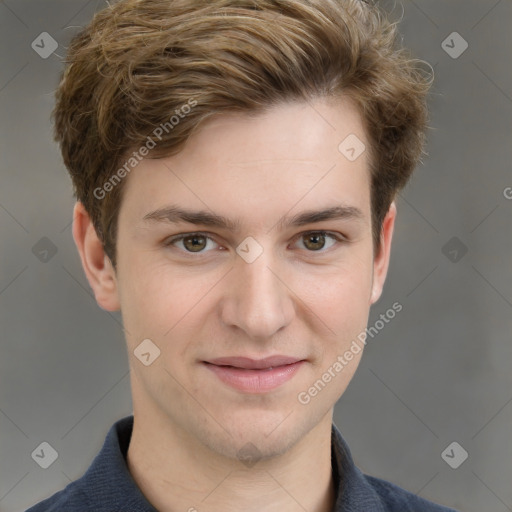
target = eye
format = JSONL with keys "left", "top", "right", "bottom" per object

{"left": 293, "top": 231, "right": 345, "bottom": 252}
{"left": 164, "top": 232, "right": 219, "bottom": 253}
{"left": 164, "top": 230, "right": 346, "bottom": 255}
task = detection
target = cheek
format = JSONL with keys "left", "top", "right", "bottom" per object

{"left": 117, "top": 257, "right": 207, "bottom": 348}
{"left": 298, "top": 255, "right": 373, "bottom": 371}
{"left": 301, "top": 272, "right": 371, "bottom": 404}
{"left": 300, "top": 253, "right": 374, "bottom": 321}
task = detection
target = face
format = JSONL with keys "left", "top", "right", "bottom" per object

{"left": 77, "top": 96, "right": 395, "bottom": 461}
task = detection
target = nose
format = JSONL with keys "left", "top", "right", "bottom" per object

{"left": 220, "top": 245, "right": 295, "bottom": 340}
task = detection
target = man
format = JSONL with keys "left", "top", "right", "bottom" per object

{"left": 27, "top": 0, "right": 458, "bottom": 510}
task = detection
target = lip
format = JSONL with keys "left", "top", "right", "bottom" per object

{"left": 203, "top": 356, "right": 306, "bottom": 393}
{"left": 206, "top": 355, "right": 303, "bottom": 369}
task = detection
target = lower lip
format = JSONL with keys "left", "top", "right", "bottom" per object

{"left": 203, "top": 361, "right": 305, "bottom": 393}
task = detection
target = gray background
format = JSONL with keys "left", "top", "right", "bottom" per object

{"left": 1, "top": 1, "right": 511, "bottom": 511}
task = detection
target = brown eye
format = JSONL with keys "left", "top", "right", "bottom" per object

{"left": 165, "top": 232, "right": 217, "bottom": 253}
{"left": 182, "top": 234, "right": 207, "bottom": 252}
{"left": 165, "top": 230, "right": 345, "bottom": 257}
{"left": 296, "top": 231, "right": 343, "bottom": 252}
{"left": 303, "top": 232, "right": 327, "bottom": 251}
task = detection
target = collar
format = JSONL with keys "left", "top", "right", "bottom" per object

{"left": 80, "top": 415, "right": 385, "bottom": 511}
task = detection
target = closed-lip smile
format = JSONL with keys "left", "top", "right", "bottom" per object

{"left": 204, "top": 355, "right": 305, "bottom": 369}
{"left": 203, "top": 355, "right": 306, "bottom": 393}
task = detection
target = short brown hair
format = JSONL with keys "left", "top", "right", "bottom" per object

{"left": 54, "top": 0, "right": 432, "bottom": 269}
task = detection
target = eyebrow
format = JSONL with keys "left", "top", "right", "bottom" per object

{"left": 142, "top": 204, "right": 365, "bottom": 232}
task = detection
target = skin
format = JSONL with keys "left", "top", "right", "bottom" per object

{"left": 72, "top": 96, "right": 396, "bottom": 512}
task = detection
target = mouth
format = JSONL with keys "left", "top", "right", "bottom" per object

{"left": 204, "top": 355, "right": 305, "bottom": 369}
{"left": 202, "top": 356, "right": 306, "bottom": 393}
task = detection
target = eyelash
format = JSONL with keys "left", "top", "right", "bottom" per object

{"left": 163, "top": 230, "right": 348, "bottom": 256}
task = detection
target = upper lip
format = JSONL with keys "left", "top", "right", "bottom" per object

{"left": 204, "top": 356, "right": 304, "bottom": 370}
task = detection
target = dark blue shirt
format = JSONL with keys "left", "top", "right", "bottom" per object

{"left": 26, "top": 415, "right": 458, "bottom": 511}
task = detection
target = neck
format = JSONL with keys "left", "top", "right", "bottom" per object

{"left": 126, "top": 406, "right": 337, "bottom": 512}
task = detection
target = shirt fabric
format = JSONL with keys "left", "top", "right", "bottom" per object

{"left": 26, "top": 415, "right": 459, "bottom": 512}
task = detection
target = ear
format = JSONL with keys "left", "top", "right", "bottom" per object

{"left": 72, "top": 201, "right": 121, "bottom": 312}
{"left": 370, "top": 201, "right": 396, "bottom": 305}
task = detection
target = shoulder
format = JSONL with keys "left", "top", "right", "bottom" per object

{"left": 25, "top": 481, "right": 90, "bottom": 512}
{"left": 330, "top": 423, "right": 459, "bottom": 512}
{"left": 25, "top": 415, "right": 155, "bottom": 512}
{"left": 365, "top": 474, "right": 459, "bottom": 512}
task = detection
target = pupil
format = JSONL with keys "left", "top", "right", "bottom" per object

{"left": 306, "top": 233, "right": 324, "bottom": 251}
{"left": 186, "top": 235, "right": 205, "bottom": 252}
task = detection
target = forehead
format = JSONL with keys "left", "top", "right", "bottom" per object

{"left": 119, "top": 97, "right": 371, "bottom": 228}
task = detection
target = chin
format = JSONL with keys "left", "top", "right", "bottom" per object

{"left": 195, "top": 408, "right": 320, "bottom": 462}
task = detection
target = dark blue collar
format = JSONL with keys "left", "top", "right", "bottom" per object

{"left": 79, "top": 415, "right": 385, "bottom": 511}
{"left": 29, "top": 415, "right": 455, "bottom": 511}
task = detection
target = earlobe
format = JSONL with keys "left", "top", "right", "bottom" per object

{"left": 72, "top": 202, "right": 121, "bottom": 312}
{"left": 370, "top": 201, "right": 397, "bottom": 305}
